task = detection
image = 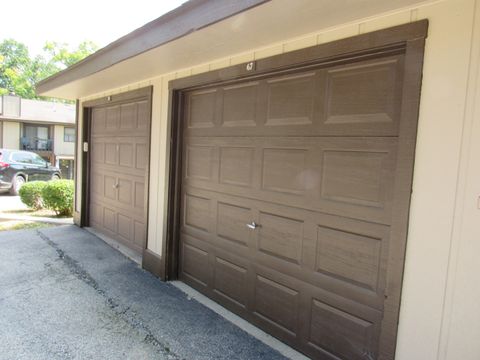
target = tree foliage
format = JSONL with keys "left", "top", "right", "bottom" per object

{"left": 0, "top": 39, "right": 98, "bottom": 99}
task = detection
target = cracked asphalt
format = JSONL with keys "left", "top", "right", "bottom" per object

{"left": 0, "top": 225, "right": 287, "bottom": 360}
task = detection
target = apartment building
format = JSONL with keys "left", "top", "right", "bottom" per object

{"left": 0, "top": 94, "right": 75, "bottom": 179}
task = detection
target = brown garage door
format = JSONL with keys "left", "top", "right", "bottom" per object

{"left": 89, "top": 92, "right": 151, "bottom": 254}
{"left": 177, "top": 38, "right": 423, "bottom": 360}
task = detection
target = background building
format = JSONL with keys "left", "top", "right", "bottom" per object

{"left": 0, "top": 94, "right": 75, "bottom": 179}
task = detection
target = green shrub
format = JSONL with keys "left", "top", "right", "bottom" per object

{"left": 42, "top": 180, "right": 74, "bottom": 217}
{"left": 19, "top": 181, "right": 47, "bottom": 210}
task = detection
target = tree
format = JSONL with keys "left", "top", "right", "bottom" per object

{"left": 43, "top": 40, "right": 98, "bottom": 69}
{"left": 0, "top": 39, "right": 34, "bottom": 97}
{"left": 0, "top": 39, "right": 98, "bottom": 100}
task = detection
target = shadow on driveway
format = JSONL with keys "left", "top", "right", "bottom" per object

{"left": 0, "top": 225, "right": 287, "bottom": 360}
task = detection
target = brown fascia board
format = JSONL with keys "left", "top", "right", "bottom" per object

{"left": 36, "top": 0, "right": 271, "bottom": 95}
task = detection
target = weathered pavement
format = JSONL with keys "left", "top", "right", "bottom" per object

{"left": 0, "top": 225, "right": 287, "bottom": 360}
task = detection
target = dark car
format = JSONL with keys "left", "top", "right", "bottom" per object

{"left": 0, "top": 149, "right": 61, "bottom": 195}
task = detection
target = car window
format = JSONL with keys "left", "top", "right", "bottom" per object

{"left": 31, "top": 153, "right": 46, "bottom": 166}
{"left": 11, "top": 152, "right": 33, "bottom": 164}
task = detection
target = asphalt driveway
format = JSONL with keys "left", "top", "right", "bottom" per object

{"left": 0, "top": 225, "right": 287, "bottom": 360}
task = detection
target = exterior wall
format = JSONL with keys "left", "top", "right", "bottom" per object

{"left": 2, "top": 121, "right": 20, "bottom": 150}
{"left": 76, "top": 0, "right": 480, "bottom": 359}
{"left": 53, "top": 125, "right": 75, "bottom": 156}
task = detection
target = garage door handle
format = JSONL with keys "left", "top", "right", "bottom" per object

{"left": 246, "top": 222, "right": 260, "bottom": 230}
{"left": 113, "top": 183, "right": 119, "bottom": 189}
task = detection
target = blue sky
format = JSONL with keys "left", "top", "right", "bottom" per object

{"left": 2, "top": 0, "right": 186, "bottom": 55}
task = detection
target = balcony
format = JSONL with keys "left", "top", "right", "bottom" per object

{"left": 20, "top": 137, "right": 55, "bottom": 163}
{"left": 21, "top": 137, "right": 53, "bottom": 151}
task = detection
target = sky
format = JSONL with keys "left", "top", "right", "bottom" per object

{"left": 1, "top": 0, "right": 186, "bottom": 56}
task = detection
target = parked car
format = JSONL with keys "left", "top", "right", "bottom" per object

{"left": 0, "top": 149, "right": 61, "bottom": 195}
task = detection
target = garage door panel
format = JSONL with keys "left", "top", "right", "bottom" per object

{"left": 185, "top": 145, "right": 215, "bottom": 181}
{"left": 320, "top": 150, "right": 389, "bottom": 208}
{"left": 181, "top": 241, "right": 212, "bottom": 287}
{"left": 265, "top": 72, "right": 316, "bottom": 127}
{"left": 105, "top": 143, "right": 118, "bottom": 165}
{"left": 117, "top": 178, "right": 132, "bottom": 204}
{"left": 261, "top": 148, "right": 308, "bottom": 195}
{"left": 315, "top": 226, "right": 383, "bottom": 292}
{"left": 254, "top": 273, "right": 300, "bottom": 336}
{"left": 137, "top": 100, "right": 150, "bottom": 129}
{"left": 184, "top": 193, "right": 211, "bottom": 233}
{"left": 320, "top": 56, "right": 404, "bottom": 136}
{"left": 106, "top": 106, "right": 120, "bottom": 130}
{"left": 219, "top": 146, "right": 255, "bottom": 187}
{"left": 103, "top": 207, "right": 116, "bottom": 232}
{"left": 305, "top": 282, "right": 383, "bottom": 359}
{"left": 222, "top": 82, "right": 259, "bottom": 128}
{"left": 91, "top": 173, "right": 102, "bottom": 195}
{"left": 216, "top": 201, "right": 252, "bottom": 246}
{"left": 103, "top": 175, "right": 117, "bottom": 201}
{"left": 257, "top": 211, "right": 304, "bottom": 265}
{"left": 89, "top": 203, "right": 103, "bottom": 226}
{"left": 135, "top": 143, "right": 148, "bottom": 170}
{"left": 308, "top": 298, "right": 376, "bottom": 360}
{"left": 134, "top": 182, "right": 145, "bottom": 209}
{"left": 213, "top": 256, "right": 249, "bottom": 308}
{"left": 118, "top": 143, "right": 133, "bottom": 167}
{"left": 92, "top": 141, "right": 105, "bottom": 164}
{"left": 120, "top": 103, "right": 136, "bottom": 130}
{"left": 89, "top": 94, "right": 150, "bottom": 253}
{"left": 187, "top": 89, "right": 217, "bottom": 129}
{"left": 92, "top": 108, "right": 106, "bottom": 131}
{"left": 117, "top": 212, "right": 133, "bottom": 241}
{"left": 132, "top": 221, "right": 145, "bottom": 246}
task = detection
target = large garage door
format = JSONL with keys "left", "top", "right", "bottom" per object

{"left": 89, "top": 93, "right": 151, "bottom": 254}
{"left": 177, "top": 45, "right": 421, "bottom": 360}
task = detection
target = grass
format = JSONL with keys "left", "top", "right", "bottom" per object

{"left": 0, "top": 220, "right": 56, "bottom": 232}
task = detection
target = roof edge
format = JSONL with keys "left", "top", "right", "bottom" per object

{"left": 36, "top": 0, "right": 270, "bottom": 96}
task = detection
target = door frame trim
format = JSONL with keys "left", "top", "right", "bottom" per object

{"left": 164, "top": 20, "right": 428, "bottom": 359}
{"left": 79, "top": 86, "right": 153, "bottom": 254}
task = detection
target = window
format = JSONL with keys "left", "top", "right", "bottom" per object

{"left": 11, "top": 152, "right": 33, "bottom": 164}
{"left": 31, "top": 153, "right": 47, "bottom": 166}
{"left": 64, "top": 127, "right": 75, "bottom": 142}
{"left": 22, "top": 124, "right": 51, "bottom": 151}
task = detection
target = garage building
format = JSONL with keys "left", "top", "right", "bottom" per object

{"left": 37, "top": 1, "right": 480, "bottom": 359}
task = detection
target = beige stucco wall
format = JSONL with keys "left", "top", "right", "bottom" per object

{"left": 76, "top": 0, "right": 480, "bottom": 358}
{"left": 53, "top": 125, "right": 75, "bottom": 156}
{"left": 2, "top": 121, "right": 20, "bottom": 150}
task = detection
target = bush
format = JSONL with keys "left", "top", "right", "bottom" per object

{"left": 42, "top": 180, "right": 74, "bottom": 217}
{"left": 19, "top": 181, "right": 47, "bottom": 210}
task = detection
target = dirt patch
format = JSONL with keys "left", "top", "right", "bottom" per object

{"left": 0, "top": 220, "right": 56, "bottom": 232}
{"left": 3, "top": 208, "right": 68, "bottom": 218}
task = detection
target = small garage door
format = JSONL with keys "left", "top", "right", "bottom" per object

{"left": 178, "top": 46, "right": 420, "bottom": 359}
{"left": 89, "top": 92, "right": 151, "bottom": 254}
